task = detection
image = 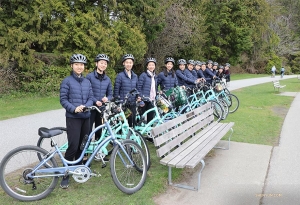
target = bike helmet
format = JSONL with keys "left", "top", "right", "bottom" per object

{"left": 177, "top": 59, "right": 187, "bottom": 65}
{"left": 213, "top": 62, "right": 218, "bottom": 66}
{"left": 164, "top": 57, "right": 175, "bottom": 64}
{"left": 207, "top": 60, "right": 213, "bottom": 64}
{"left": 202, "top": 61, "right": 207, "bottom": 65}
{"left": 195, "top": 61, "right": 202, "bottom": 66}
{"left": 219, "top": 65, "right": 224, "bottom": 69}
{"left": 122, "top": 54, "right": 135, "bottom": 62}
{"left": 145, "top": 57, "right": 157, "bottom": 65}
{"left": 70, "top": 54, "right": 87, "bottom": 64}
{"left": 94, "top": 54, "right": 110, "bottom": 62}
{"left": 225, "top": 63, "right": 231, "bottom": 67}
{"left": 187, "top": 59, "right": 195, "bottom": 65}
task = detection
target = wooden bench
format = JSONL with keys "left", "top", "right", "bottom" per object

{"left": 273, "top": 80, "right": 286, "bottom": 92}
{"left": 151, "top": 102, "right": 234, "bottom": 191}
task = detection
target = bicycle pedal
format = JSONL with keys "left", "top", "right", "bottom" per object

{"left": 101, "top": 164, "right": 107, "bottom": 168}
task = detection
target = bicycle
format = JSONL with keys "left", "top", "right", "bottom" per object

{"left": 0, "top": 105, "right": 147, "bottom": 201}
{"left": 37, "top": 95, "right": 151, "bottom": 170}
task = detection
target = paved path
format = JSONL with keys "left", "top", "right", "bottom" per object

{"left": 0, "top": 75, "right": 298, "bottom": 205}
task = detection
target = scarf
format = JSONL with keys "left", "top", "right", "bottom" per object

{"left": 147, "top": 70, "right": 156, "bottom": 101}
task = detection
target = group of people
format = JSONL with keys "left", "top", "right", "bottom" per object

{"left": 271, "top": 66, "right": 285, "bottom": 78}
{"left": 59, "top": 53, "right": 231, "bottom": 188}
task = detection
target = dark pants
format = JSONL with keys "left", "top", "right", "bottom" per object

{"left": 139, "top": 101, "right": 155, "bottom": 123}
{"left": 89, "top": 110, "right": 103, "bottom": 141}
{"left": 126, "top": 104, "right": 137, "bottom": 127}
{"left": 65, "top": 117, "right": 90, "bottom": 164}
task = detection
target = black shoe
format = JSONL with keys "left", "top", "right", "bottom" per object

{"left": 60, "top": 175, "right": 69, "bottom": 189}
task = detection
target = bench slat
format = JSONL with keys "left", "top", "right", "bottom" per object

{"left": 159, "top": 121, "right": 220, "bottom": 165}
{"left": 151, "top": 103, "right": 212, "bottom": 136}
{"left": 155, "top": 116, "right": 214, "bottom": 157}
{"left": 167, "top": 123, "right": 229, "bottom": 168}
{"left": 185, "top": 122, "right": 235, "bottom": 168}
{"left": 154, "top": 110, "right": 213, "bottom": 147}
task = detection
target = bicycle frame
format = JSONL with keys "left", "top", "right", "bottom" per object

{"left": 27, "top": 110, "right": 135, "bottom": 180}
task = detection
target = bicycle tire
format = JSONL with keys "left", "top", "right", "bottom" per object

{"left": 0, "top": 145, "right": 58, "bottom": 201}
{"left": 127, "top": 130, "right": 151, "bottom": 171}
{"left": 218, "top": 98, "right": 229, "bottom": 120}
{"left": 209, "top": 100, "right": 224, "bottom": 122}
{"left": 110, "top": 140, "right": 147, "bottom": 194}
{"left": 227, "top": 94, "right": 239, "bottom": 113}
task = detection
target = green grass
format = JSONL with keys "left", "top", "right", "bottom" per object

{"left": 0, "top": 93, "right": 61, "bottom": 120}
{"left": 0, "top": 75, "right": 299, "bottom": 204}
{"left": 230, "top": 73, "right": 269, "bottom": 80}
{"left": 223, "top": 77, "right": 300, "bottom": 146}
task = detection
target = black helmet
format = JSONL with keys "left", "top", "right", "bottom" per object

{"left": 213, "top": 62, "right": 218, "bottom": 66}
{"left": 94, "top": 54, "right": 109, "bottom": 62}
{"left": 70, "top": 54, "right": 87, "bottom": 64}
{"left": 145, "top": 57, "right": 157, "bottom": 65}
{"left": 164, "top": 57, "right": 175, "bottom": 64}
{"left": 187, "top": 59, "right": 195, "bottom": 65}
{"left": 122, "top": 54, "right": 135, "bottom": 62}
{"left": 225, "top": 63, "right": 231, "bottom": 67}
{"left": 177, "top": 59, "right": 187, "bottom": 65}
{"left": 207, "top": 60, "right": 213, "bottom": 64}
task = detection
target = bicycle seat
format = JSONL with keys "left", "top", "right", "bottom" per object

{"left": 38, "top": 127, "right": 63, "bottom": 138}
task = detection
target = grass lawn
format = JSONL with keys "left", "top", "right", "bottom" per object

{"left": 0, "top": 76, "right": 299, "bottom": 204}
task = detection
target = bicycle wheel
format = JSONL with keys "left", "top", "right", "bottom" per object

{"left": 227, "top": 94, "right": 239, "bottom": 113}
{"left": 218, "top": 98, "right": 229, "bottom": 120}
{"left": 209, "top": 100, "right": 223, "bottom": 122}
{"left": 127, "top": 129, "right": 151, "bottom": 170}
{"left": 0, "top": 145, "right": 58, "bottom": 201}
{"left": 110, "top": 140, "right": 147, "bottom": 194}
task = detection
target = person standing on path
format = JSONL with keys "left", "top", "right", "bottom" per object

{"left": 59, "top": 54, "right": 94, "bottom": 188}
{"left": 86, "top": 54, "right": 113, "bottom": 141}
{"left": 280, "top": 67, "right": 285, "bottom": 78}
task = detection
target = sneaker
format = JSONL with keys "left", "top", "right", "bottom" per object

{"left": 60, "top": 175, "right": 69, "bottom": 189}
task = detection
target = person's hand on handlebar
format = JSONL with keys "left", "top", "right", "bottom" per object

{"left": 75, "top": 105, "right": 85, "bottom": 113}
{"left": 95, "top": 101, "right": 102, "bottom": 106}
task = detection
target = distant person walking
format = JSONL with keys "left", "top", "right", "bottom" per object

{"left": 280, "top": 67, "right": 285, "bottom": 78}
{"left": 271, "top": 66, "right": 276, "bottom": 78}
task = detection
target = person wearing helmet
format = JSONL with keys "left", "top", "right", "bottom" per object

{"left": 114, "top": 54, "right": 139, "bottom": 127}
{"left": 187, "top": 59, "right": 198, "bottom": 78}
{"left": 207, "top": 60, "right": 213, "bottom": 72}
{"left": 201, "top": 61, "right": 217, "bottom": 84}
{"left": 212, "top": 62, "right": 218, "bottom": 75}
{"left": 175, "top": 59, "right": 199, "bottom": 88}
{"left": 86, "top": 54, "right": 113, "bottom": 141}
{"left": 224, "top": 63, "right": 231, "bottom": 84}
{"left": 137, "top": 57, "right": 158, "bottom": 123}
{"left": 194, "top": 61, "right": 206, "bottom": 81}
{"left": 59, "top": 54, "right": 94, "bottom": 189}
{"left": 157, "top": 57, "right": 178, "bottom": 91}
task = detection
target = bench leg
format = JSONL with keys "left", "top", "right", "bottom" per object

{"left": 214, "top": 127, "right": 233, "bottom": 150}
{"left": 168, "top": 160, "right": 205, "bottom": 191}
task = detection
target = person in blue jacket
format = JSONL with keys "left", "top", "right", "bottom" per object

{"left": 186, "top": 59, "right": 198, "bottom": 78}
{"left": 114, "top": 54, "right": 140, "bottom": 127}
{"left": 201, "top": 61, "right": 217, "bottom": 84}
{"left": 157, "top": 57, "right": 178, "bottom": 91}
{"left": 137, "top": 57, "right": 157, "bottom": 123}
{"left": 212, "top": 62, "right": 218, "bottom": 75}
{"left": 86, "top": 54, "right": 113, "bottom": 141}
{"left": 59, "top": 54, "right": 94, "bottom": 189}
{"left": 176, "top": 59, "right": 199, "bottom": 89}
{"left": 194, "top": 61, "right": 206, "bottom": 81}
